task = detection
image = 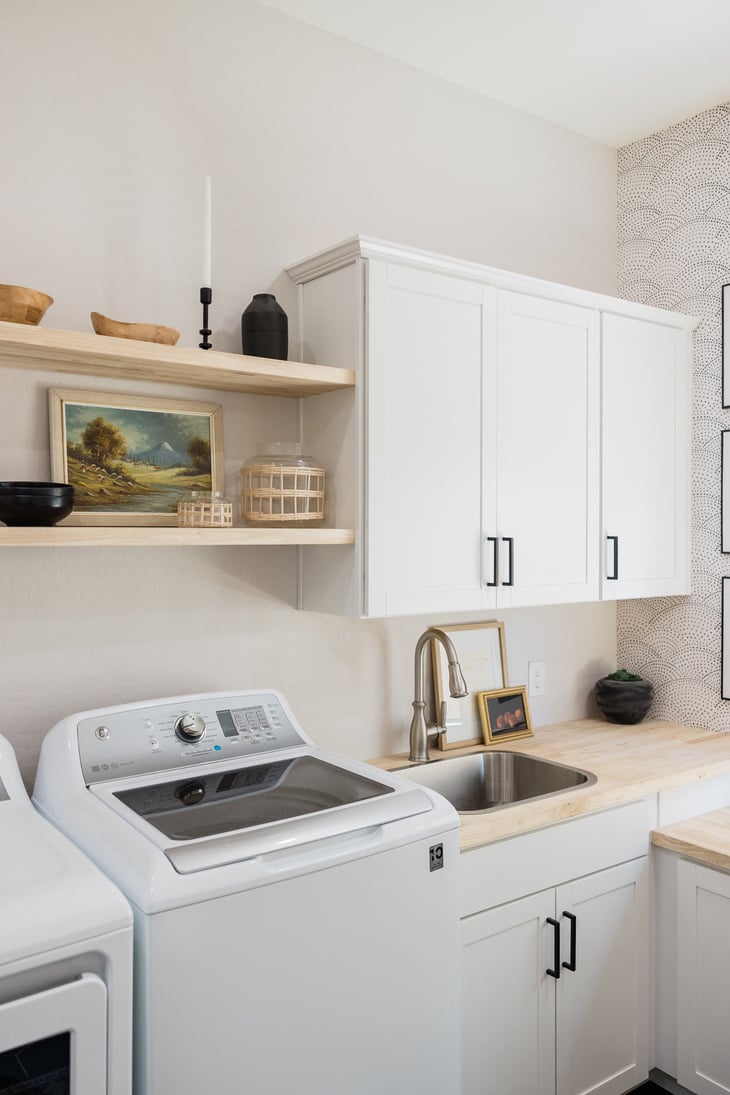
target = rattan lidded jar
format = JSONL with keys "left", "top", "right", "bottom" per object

{"left": 240, "top": 442, "right": 325, "bottom": 528}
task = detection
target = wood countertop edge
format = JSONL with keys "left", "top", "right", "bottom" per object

{"left": 369, "top": 717, "right": 730, "bottom": 854}
{"left": 651, "top": 805, "right": 730, "bottom": 873}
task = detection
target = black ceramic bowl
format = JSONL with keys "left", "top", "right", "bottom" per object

{"left": 0, "top": 481, "right": 73, "bottom": 494}
{"left": 0, "top": 483, "right": 75, "bottom": 526}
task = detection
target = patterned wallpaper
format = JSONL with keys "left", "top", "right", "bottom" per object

{"left": 617, "top": 103, "right": 730, "bottom": 731}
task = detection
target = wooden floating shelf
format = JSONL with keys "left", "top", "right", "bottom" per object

{"left": 0, "top": 321, "right": 355, "bottom": 397}
{"left": 0, "top": 526, "right": 355, "bottom": 548}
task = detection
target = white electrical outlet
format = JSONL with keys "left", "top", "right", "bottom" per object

{"left": 528, "top": 660, "right": 546, "bottom": 697}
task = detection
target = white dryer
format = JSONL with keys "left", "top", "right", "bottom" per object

{"left": 0, "top": 733, "right": 132, "bottom": 1095}
{"left": 33, "top": 689, "right": 462, "bottom": 1095}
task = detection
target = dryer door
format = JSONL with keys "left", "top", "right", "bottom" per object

{"left": 0, "top": 973, "right": 107, "bottom": 1093}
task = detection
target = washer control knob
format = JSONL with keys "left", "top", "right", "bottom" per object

{"left": 176, "top": 780, "right": 205, "bottom": 806}
{"left": 174, "top": 713, "right": 206, "bottom": 742}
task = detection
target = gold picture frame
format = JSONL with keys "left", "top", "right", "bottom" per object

{"left": 477, "top": 686, "right": 533, "bottom": 745}
{"left": 431, "top": 621, "right": 509, "bottom": 750}
{"left": 49, "top": 387, "right": 224, "bottom": 526}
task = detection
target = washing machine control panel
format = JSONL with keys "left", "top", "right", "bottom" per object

{"left": 77, "top": 693, "right": 306, "bottom": 785}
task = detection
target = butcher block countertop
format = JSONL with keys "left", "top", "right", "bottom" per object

{"left": 652, "top": 808, "right": 730, "bottom": 872}
{"left": 372, "top": 718, "right": 730, "bottom": 853}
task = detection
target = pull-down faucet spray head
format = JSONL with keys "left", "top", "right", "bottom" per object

{"left": 408, "top": 628, "right": 468, "bottom": 764}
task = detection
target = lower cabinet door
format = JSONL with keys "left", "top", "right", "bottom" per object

{"left": 677, "top": 860, "right": 730, "bottom": 1095}
{"left": 555, "top": 858, "right": 649, "bottom": 1095}
{"left": 461, "top": 889, "right": 556, "bottom": 1095}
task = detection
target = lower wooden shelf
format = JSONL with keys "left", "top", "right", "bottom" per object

{"left": 0, "top": 526, "right": 355, "bottom": 547}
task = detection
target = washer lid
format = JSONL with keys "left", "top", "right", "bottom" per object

{"left": 113, "top": 754, "right": 394, "bottom": 842}
{"left": 90, "top": 748, "right": 437, "bottom": 875}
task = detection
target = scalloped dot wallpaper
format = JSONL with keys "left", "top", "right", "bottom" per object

{"left": 617, "top": 103, "right": 730, "bottom": 731}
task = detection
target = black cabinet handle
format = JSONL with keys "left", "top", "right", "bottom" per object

{"left": 546, "top": 917, "right": 561, "bottom": 978}
{"left": 562, "top": 911, "right": 577, "bottom": 972}
{"left": 607, "top": 535, "right": 619, "bottom": 581}
{"left": 485, "top": 536, "right": 499, "bottom": 587}
{"left": 502, "top": 536, "right": 514, "bottom": 586}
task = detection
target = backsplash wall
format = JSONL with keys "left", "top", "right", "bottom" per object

{"left": 617, "top": 103, "right": 730, "bottom": 731}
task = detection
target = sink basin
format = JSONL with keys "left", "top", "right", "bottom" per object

{"left": 395, "top": 750, "right": 596, "bottom": 813}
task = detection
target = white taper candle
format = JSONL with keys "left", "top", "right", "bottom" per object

{"left": 203, "top": 176, "right": 212, "bottom": 287}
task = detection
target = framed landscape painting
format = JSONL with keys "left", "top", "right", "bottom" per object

{"left": 49, "top": 388, "right": 224, "bottom": 525}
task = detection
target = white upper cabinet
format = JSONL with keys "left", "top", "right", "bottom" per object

{"left": 366, "top": 261, "right": 487, "bottom": 616}
{"left": 288, "top": 237, "right": 695, "bottom": 618}
{"left": 601, "top": 313, "right": 692, "bottom": 599}
{"left": 491, "top": 292, "right": 600, "bottom": 608}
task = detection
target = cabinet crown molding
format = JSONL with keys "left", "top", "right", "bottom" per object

{"left": 286, "top": 235, "right": 699, "bottom": 332}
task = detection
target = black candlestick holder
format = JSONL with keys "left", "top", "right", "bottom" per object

{"left": 199, "top": 287, "right": 212, "bottom": 350}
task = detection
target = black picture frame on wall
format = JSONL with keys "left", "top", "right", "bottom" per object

{"left": 723, "top": 284, "right": 730, "bottom": 408}
{"left": 723, "top": 578, "right": 730, "bottom": 699}
{"left": 722, "top": 431, "right": 730, "bottom": 553}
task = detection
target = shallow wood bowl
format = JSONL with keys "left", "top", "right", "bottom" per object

{"left": 0, "top": 285, "right": 54, "bottom": 325}
{"left": 90, "top": 311, "right": 180, "bottom": 345}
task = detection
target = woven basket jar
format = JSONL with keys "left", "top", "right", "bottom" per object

{"left": 240, "top": 443, "right": 325, "bottom": 528}
{"left": 177, "top": 491, "right": 233, "bottom": 528}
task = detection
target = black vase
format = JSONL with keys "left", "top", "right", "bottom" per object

{"left": 594, "top": 678, "right": 654, "bottom": 725}
{"left": 241, "top": 294, "right": 288, "bottom": 360}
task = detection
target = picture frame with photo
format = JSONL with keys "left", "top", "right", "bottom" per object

{"left": 49, "top": 387, "right": 224, "bottom": 526}
{"left": 477, "top": 685, "right": 533, "bottom": 744}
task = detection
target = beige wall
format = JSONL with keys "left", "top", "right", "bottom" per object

{"left": 0, "top": 0, "right": 618, "bottom": 783}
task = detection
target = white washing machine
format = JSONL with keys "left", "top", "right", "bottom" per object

{"left": 33, "top": 689, "right": 461, "bottom": 1095}
{"left": 0, "top": 733, "right": 132, "bottom": 1095}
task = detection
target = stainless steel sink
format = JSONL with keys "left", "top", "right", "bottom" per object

{"left": 395, "top": 750, "right": 596, "bottom": 813}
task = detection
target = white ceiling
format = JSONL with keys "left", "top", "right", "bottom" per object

{"left": 257, "top": 0, "right": 730, "bottom": 147}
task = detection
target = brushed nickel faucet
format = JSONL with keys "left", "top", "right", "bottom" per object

{"left": 409, "top": 628, "right": 468, "bottom": 763}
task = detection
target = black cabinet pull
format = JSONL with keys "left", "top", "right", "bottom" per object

{"left": 502, "top": 536, "right": 514, "bottom": 586}
{"left": 485, "top": 536, "right": 499, "bottom": 587}
{"left": 546, "top": 917, "right": 561, "bottom": 978}
{"left": 607, "top": 535, "right": 619, "bottom": 581}
{"left": 562, "top": 911, "right": 577, "bottom": 972}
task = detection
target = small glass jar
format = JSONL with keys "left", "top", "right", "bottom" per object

{"left": 177, "top": 490, "right": 233, "bottom": 528}
{"left": 240, "top": 442, "right": 325, "bottom": 528}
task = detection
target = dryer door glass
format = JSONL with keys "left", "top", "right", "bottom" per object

{"left": 114, "top": 755, "right": 394, "bottom": 840}
{"left": 0, "top": 1031, "right": 69, "bottom": 1092}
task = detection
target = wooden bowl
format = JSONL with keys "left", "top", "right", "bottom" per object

{"left": 0, "top": 285, "right": 54, "bottom": 325}
{"left": 90, "top": 311, "right": 180, "bottom": 345}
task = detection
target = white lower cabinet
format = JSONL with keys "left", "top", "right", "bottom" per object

{"left": 676, "top": 860, "right": 730, "bottom": 1094}
{"left": 462, "top": 856, "right": 650, "bottom": 1095}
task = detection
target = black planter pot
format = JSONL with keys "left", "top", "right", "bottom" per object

{"left": 594, "top": 677, "right": 654, "bottom": 725}
{"left": 241, "top": 294, "right": 288, "bottom": 360}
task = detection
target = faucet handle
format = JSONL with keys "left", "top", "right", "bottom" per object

{"left": 438, "top": 700, "right": 448, "bottom": 729}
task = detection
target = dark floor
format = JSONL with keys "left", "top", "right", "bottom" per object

{"left": 631, "top": 1084, "right": 666, "bottom": 1094}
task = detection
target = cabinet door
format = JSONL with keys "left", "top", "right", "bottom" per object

{"left": 555, "top": 858, "right": 649, "bottom": 1095}
{"left": 461, "top": 889, "right": 556, "bottom": 1095}
{"left": 677, "top": 860, "right": 730, "bottom": 1094}
{"left": 601, "top": 314, "right": 691, "bottom": 599}
{"left": 492, "top": 292, "right": 600, "bottom": 607}
{"left": 366, "top": 260, "right": 496, "bottom": 616}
